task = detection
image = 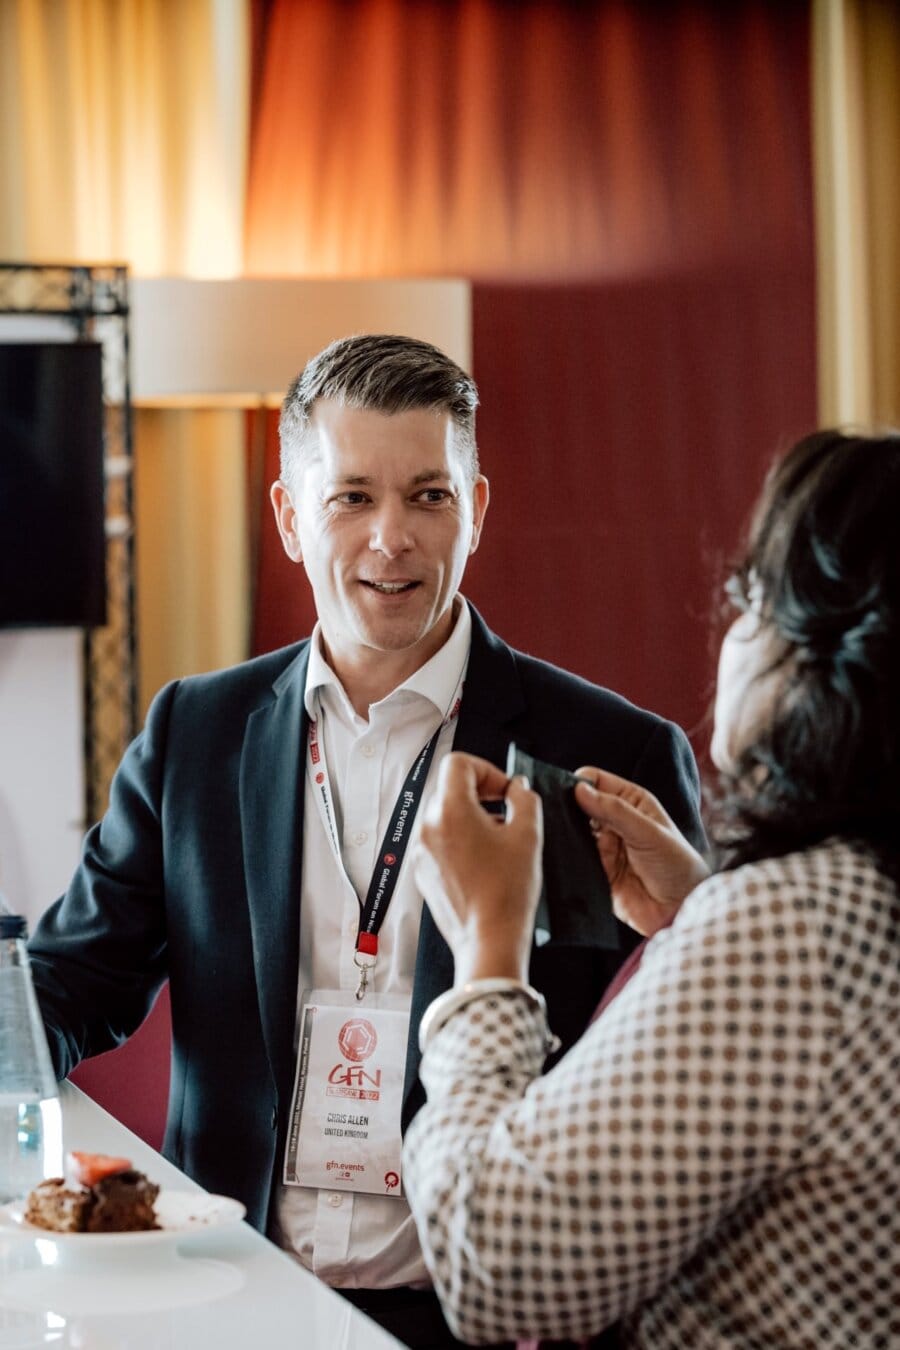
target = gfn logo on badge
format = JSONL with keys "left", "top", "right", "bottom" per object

{"left": 338, "top": 1018, "right": 378, "bottom": 1063}
{"left": 329, "top": 1018, "right": 382, "bottom": 1101}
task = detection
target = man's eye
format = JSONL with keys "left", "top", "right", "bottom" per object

{"left": 416, "top": 489, "right": 451, "bottom": 504}
{"left": 334, "top": 492, "right": 369, "bottom": 506}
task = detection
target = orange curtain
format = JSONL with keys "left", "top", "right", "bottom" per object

{"left": 246, "top": 0, "right": 811, "bottom": 279}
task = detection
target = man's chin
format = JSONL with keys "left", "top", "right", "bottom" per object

{"left": 358, "top": 624, "right": 433, "bottom": 655}
{"left": 351, "top": 608, "right": 449, "bottom": 657}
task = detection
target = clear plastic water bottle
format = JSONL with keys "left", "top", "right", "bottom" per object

{"left": 0, "top": 914, "right": 62, "bottom": 1203}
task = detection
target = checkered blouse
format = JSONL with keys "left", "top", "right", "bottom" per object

{"left": 404, "top": 839, "right": 900, "bottom": 1348}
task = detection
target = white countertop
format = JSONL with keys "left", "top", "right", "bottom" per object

{"left": 0, "top": 1080, "right": 405, "bottom": 1349}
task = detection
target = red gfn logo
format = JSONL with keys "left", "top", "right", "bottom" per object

{"left": 384, "top": 853, "right": 396, "bottom": 865}
{"left": 315, "top": 771, "right": 325, "bottom": 784}
{"left": 338, "top": 1018, "right": 378, "bottom": 1062}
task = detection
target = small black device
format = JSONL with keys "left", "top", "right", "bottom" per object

{"left": 506, "top": 743, "right": 619, "bottom": 951}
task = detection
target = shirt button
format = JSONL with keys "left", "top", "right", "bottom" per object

{"left": 327, "top": 1192, "right": 343, "bottom": 1208}
{"left": 353, "top": 830, "right": 368, "bottom": 846}
{"left": 361, "top": 743, "right": 375, "bottom": 759}
{"left": 346, "top": 919, "right": 358, "bottom": 937}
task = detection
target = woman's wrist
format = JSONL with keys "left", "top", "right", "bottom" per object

{"left": 453, "top": 949, "right": 530, "bottom": 986}
{"left": 418, "top": 978, "right": 558, "bottom": 1055}
{"left": 452, "top": 923, "right": 532, "bottom": 987}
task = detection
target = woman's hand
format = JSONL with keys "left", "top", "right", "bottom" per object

{"left": 414, "top": 752, "right": 543, "bottom": 986}
{"left": 574, "top": 767, "right": 710, "bottom": 936}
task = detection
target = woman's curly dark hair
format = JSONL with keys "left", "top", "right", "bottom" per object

{"left": 710, "top": 429, "right": 900, "bottom": 891}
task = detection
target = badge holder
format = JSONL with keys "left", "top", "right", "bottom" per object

{"left": 284, "top": 989, "right": 410, "bottom": 1197}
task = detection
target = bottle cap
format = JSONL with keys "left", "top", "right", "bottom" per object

{"left": 0, "top": 914, "right": 27, "bottom": 939}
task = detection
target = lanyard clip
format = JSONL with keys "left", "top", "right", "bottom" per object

{"left": 353, "top": 950, "right": 377, "bottom": 1004}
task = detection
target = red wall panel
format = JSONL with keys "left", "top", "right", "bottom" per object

{"left": 466, "top": 267, "right": 818, "bottom": 764}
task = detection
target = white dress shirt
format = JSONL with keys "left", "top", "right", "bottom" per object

{"left": 274, "top": 598, "right": 471, "bottom": 1288}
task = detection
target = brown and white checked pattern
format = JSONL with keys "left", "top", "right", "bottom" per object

{"left": 404, "top": 840, "right": 900, "bottom": 1348}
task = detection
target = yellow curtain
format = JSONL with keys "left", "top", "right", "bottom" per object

{"left": 813, "top": 0, "right": 900, "bottom": 426}
{"left": 136, "top": 410, "right": 249, "bottom": 704}
{"left": 0, "top": 0, "right": 250, "bottom": 717}
{"left": 0, "top": 0, "right": 247, "bottom": 274}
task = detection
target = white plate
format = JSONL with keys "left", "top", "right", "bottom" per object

{"left": 0, "top": 1188, "right": 246, "bottom": 1248}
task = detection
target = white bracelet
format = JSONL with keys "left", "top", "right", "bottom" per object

{"left": 418, "top": 977, "right": 553, "bottom": 1054}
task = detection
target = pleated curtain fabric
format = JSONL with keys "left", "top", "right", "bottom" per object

{"left": 245, "top": 0, "right": 813, "bottom": 282}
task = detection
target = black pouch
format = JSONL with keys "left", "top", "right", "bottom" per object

{"left": 506, "top": 742, "right": 619, "bottom": 952}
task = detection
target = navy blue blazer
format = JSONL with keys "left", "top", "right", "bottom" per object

{"left": 30, "top": 606, "right": 703, "bottom": 1233}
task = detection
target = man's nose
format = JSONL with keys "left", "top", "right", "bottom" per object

{"left": 369, "top": 501, "right": 414, "bottom": 557}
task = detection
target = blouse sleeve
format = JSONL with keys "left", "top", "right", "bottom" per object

{"left": 403, "top": 866, "right": 831, "bottom": 1345}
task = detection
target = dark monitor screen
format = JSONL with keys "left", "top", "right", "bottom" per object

{"left": 0, "top": 342, "right": 107, "bottom": 628}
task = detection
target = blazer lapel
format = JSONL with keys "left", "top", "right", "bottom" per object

{"left": 240, "top": 643, "right": 311, "bottom": 1104}
{"left": 402, "top": 606, "right": 526, "bottom": 1126}
{"left": 452, "top": 608, "right": 525, "bottom": 767}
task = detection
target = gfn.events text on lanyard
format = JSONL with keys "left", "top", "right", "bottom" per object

{"left": 283, "top": 674, "right": 464, "bottom": 1198}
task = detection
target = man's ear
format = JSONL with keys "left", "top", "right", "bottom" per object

{"left": 270, "top": 480, "right": 303, "bottom": 563}
{"left": 468, "top": 475, "right": 490, "bottom": 555}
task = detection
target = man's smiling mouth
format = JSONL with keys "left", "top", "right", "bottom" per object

{"left": 362, "top": 580, "right": 420, "bottom": 594}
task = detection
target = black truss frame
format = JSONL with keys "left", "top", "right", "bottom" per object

{"left": 0, "top": 262, "right": 137, "bottom": 826}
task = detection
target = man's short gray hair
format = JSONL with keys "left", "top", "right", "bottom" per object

{"left": 278, "top": 334, "right": 480, "bottom": 489}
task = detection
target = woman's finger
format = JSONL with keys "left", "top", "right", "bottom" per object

{"left": 594, "top": 824, "right": 627, "bottom": 887}
{"left": 440, "top": 751, "right": 511, "bottom": 804}
{"left": 574, "top": 768, "right": 671, "bottom": 826}
{"left": 574, "top": 781, "right": 668, "bottom": 847}
{"left": 503, "top": 774, "right": 539, "bottom": 824}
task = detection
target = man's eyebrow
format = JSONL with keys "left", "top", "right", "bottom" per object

{"left": 409, "top": 469, "right": 452, "bottom": 486}
{"left": 331, "top": 470, "right": 452, "bottom": 487}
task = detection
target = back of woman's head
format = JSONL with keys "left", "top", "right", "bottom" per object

{"left": 715, "top": 428, "right": 900, "bottom": 878}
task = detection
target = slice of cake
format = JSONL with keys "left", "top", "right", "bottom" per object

{"left": 23, "top": 1176, "right": 91, "bottom": 1233}
{"left": 84, "top": 1168, "right": 159, "bottom": 1232}
{"left": 24, "top": 1152, "right": 160, "bottom": 1233}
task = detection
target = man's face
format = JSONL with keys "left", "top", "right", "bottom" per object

{"left": 271, "top": 399, "right": 489, "bottom": 670}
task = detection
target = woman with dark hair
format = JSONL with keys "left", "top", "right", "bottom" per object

{"left": 403, "top": 430, "right": 900, "bottom": 1348}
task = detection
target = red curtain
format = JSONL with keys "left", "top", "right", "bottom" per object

{"left": 246, "top": 0, "right": 812, "bottom": 281}
{"left": 467, "top": 270, "right": 816, "bottom": 752}
{"left": 247, "top": 0, "right": 816, "bottom": 764}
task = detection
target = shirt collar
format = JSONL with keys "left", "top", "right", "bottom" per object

{"left": 304, "top": 597, "right": 472, "bottom": 722}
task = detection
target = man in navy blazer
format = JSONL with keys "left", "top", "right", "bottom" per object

{"left": 30, "top": 334, "right": 702, "bottom": 1349}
